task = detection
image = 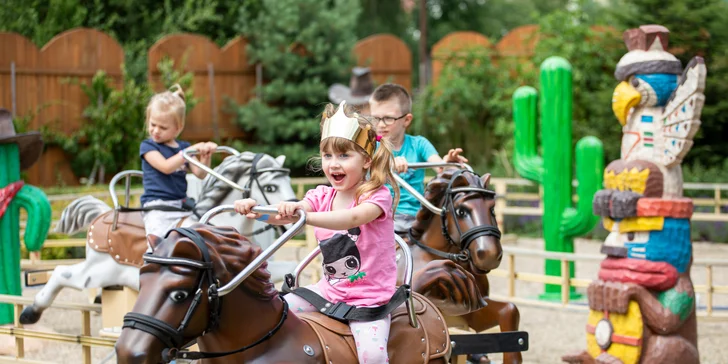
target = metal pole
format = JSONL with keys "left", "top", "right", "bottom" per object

{"left": 207, "top": 63, "right": 219, "bottom": 141}
{"left": 11, "top": 62, "right": 17, "bottom": 118}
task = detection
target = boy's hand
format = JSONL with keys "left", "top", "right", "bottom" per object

{"left": 444, "top": 148, "right": 468, "bottom": 166}
{"left": 394, "top": 156, "right": 409, "bottom": 174}
{"left": 277, "top": 201, "right": 301, "bottom": 220}
{"left": 234, "top": 198, "right": 261, "bottom": 219}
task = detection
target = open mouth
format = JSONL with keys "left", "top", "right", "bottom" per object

{"left": 331, "top": 173, "right": 346, "bottom": 183}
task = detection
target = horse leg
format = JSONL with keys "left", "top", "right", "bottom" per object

{"left": 463, "top": 298, "right": 522, "bottom": 364}
{"left": 20, "top": 249, "right": 139, "bottom": 324}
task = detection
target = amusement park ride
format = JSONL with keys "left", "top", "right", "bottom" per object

{"left": 20, "top": 145, "right": 529, "bottom": 362}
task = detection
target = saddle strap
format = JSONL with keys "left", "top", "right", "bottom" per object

{"left": 285, "top": 284, "right": 409, "bottom": 322}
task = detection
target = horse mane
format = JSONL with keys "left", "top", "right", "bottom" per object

{"left": 409, "top": 170, "right": 483, "bottom": 241}
{"left": 168, "top": 224, "right": 278, "bottom": 301}
{"left": 193, "top": 152, "right": 280, "bottom": 217}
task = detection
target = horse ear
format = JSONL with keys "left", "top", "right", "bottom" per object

{"left": 147, "top": 234, "right": 163, "bottom": 252}
{"left": 481, "top": 173, "right": 492, "bottom": 188}
{"left": 275, "top": 155, "right": 286, "bottom": 166}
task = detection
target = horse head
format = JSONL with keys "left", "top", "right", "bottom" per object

{"left": 188, "top": 152, "right": 296, "bottom": 241}
{"left": 115, "top": 223, "right": 280, "bottom": 363}
{"left": 410, "top": 170, "right": 502, "bottom": 273}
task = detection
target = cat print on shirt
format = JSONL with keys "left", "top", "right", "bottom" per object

{"left": 320, "top": 227, "right": 366, "bottom": 285}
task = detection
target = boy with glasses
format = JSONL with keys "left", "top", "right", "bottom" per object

{"left": 369, "top": 83, "right": 467, "bottom": 235}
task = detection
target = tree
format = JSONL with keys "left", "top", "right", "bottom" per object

{"left": 533, "top": 3, "right": 625, "bottom": 163}
{"left": 357, "top": 0, "right": 412, "bottom": 39}
{"left": 609, "top": 0, "right": 728, "bottom": 171}
{"left": 232, "top": 0, "right": 361, "bottom": 175}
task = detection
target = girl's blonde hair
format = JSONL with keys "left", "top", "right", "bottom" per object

{"left": 317, "top": 103, "right": 400, "bottom": 210}
{"left": 145, "top": 84, "right": 186, "bottom": 137}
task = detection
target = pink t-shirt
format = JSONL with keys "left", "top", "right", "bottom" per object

{"left": 303, "top": 185, "right": 396, "bottom": 307}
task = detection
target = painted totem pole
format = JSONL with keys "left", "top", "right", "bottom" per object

{"left": 563, "top": 25, "right": 706, "bottom": 364}
{"left": 0, "top": 108, "right": 51, "bottom": 324}
{"left": 513, "top": 56, "right": 605, "bottom": 299}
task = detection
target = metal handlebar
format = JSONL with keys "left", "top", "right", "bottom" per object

{"left": 182, "top": 147, "right": 248, "bottom": 193}
{"left": 406, "top": 162, "right": 473, "bottom": 172}
{"left": 109, "top": 170, "right": 144, "bottom": 230}
{"left": 392, "top": 162, "right": 474, "bottom": 216}
{"left": 289, "top": 234, "right": 418, "bottom": 328}
{"left": 199, "top": 205, "right": 307, "bottom": 297}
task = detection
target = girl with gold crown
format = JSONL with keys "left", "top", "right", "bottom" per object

{"left": 235, "top": 101, "right": 400, "bottom": 363}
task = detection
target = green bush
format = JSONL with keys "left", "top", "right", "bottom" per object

{"left": 413, "top": 48, "right": 535, "bottom": 176}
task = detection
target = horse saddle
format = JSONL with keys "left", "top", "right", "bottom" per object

{"left": 87, "top": 211, "right": 186, "bottom": 267}
{"left": 298, "top": 292, "right": 451, "bottom": 364}
{"left": 87, "top": 211, "right": 149, "bottom": 267}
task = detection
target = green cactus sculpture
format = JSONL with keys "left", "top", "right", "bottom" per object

{"left": 0, "top": 109, "right": 50, "bottom": 324}
{"left": 513, "top": 57, "right": 604, "bottom": 299}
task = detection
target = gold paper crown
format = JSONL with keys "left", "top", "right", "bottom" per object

{"left": 321, "top": 101, "right": 375, "bottom": 155}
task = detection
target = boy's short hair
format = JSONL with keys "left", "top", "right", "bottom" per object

{"left": 370, "top": 83, "right": 412, "bottom": 114}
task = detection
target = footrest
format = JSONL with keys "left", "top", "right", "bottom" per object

{"left": 450, "top": 331, "right": 529, "bottom": 355}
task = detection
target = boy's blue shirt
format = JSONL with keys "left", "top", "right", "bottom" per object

{"left": 139, "top": 138, "right": 191, "bottom": 205}
{"left": 384, "top": 134, "right": 438, "bottom": 216}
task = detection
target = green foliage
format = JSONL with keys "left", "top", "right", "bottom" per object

{"left": 357, "top": 0, "right": 412, "bottom": 39}
{"left": 232, "top": 0, "right": 361, "bottom": 175}
{"left": 418, "top": 0, "right": 570, "bottom": 45}
{"left": 413, "top": 49, "right": 534, "bottom": 175}
{"left": 534, "top": 3, "right": 624, "bottom": 163}
{"left": 42, "top": 59, "right": 196, "bottom": 182}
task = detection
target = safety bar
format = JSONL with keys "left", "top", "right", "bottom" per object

{"left": 199, "top": 205, "right": 306, "bottom": 297}
{"left": 289, "top": 235, "right": 418, "bottom": 328}
{"left": 407, "top": 162, "right": 473, "bottom": 172}
{"left": 109, "top": 170, "right": 143, "bottom": 230}
{"left": 392, "top": 162, "right": 474, "bottom": 216}
{"left": 182, "top": 146, "right": 247, "bottom": 193}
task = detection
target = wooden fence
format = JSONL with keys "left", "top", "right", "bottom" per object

{"left": 3, "top": 26, "right": 546, "bottom": 187}
{"left": 0, "top": 28, "right": 124, "bottom": 187}
{"left": 18, "top": 176, "right": 728, "bottom": 272}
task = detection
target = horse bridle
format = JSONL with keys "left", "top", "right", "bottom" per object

{"left": 409, "top": 169, "right": 502, "bottom": 262}
{"left": 122, "top": 227, "right": 289, "bottom": 362}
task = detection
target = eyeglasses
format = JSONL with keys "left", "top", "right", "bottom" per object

{"left": 370, "top": 114, "right": 408, "bottom": 126}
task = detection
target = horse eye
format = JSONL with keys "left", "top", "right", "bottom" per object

{"left": 169, "top": 290, "right": 189, "bottom": 303}
{"left": 265, "top": 185, "right": 278, "bottom": 193}
{"left": 455, "top": 207, "right": 467, "bottom": 217}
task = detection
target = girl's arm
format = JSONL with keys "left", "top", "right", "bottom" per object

{"left": 306, "top": 203, "right": 384, "bottom": 230}
{"left": 143, "top": 151, "right": 186, "bottom": 175}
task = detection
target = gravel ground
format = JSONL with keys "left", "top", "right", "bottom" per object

{"left": 3, "top": 238, "right": 727, "bottom": 363}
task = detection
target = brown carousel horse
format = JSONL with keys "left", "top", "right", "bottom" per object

{"left": 398, "top": 168, "right": 522, "bottom": 364}
{"left": 116, "top": 222, "right": 452, "bottom": 364}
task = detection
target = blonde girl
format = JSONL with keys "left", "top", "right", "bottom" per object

{"left": 140, "top": 84, "right": 217, "bottom": 239}
{"left": 235, "top": 101, "right": 399, "bottom": 363}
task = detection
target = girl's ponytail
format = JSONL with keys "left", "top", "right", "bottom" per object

{"left": 355, "top": 121, "right": 399, "bottom": 212}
